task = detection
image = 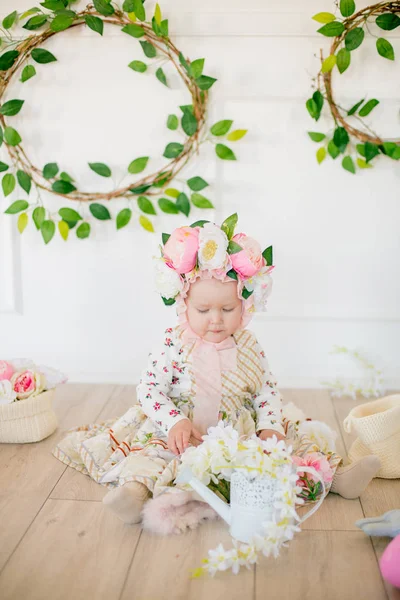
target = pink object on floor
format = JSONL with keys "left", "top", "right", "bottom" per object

{"left": 380, "top": 535, "right": 400, "bottom": 588}
{"left": 141, "top": 490, "right": 218, "bottom": 535}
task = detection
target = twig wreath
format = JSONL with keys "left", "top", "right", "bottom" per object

{"left": 306, "top": 0, "right": 400, "bottom": 173}
{"left": 0, "top": 1, "right": 247, "bottom": 243}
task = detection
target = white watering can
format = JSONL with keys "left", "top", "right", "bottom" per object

{"left": 176, "top": 466, "right": 325, "bottom": 544}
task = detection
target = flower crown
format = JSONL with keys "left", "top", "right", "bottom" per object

{"left": 154, "top": 213, "right": 274, "bottom": 312}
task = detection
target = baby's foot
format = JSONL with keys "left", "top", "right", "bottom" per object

{"left": 330, "top": 455, "right": 381, "bottom": 499}
{"left": 102, "top": 481, "right": 151, "bottom": 524}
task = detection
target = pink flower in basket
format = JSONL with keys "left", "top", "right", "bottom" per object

{"left": 292, "top": 452, "right": 333, "bottom": 484}
{"left": 0, "top": 360, "right": 14, "bottom": 381}
{"left": 11, "top": 370, "right": 46, "bottom": 400}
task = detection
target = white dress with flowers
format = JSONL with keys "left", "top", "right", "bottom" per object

{"left": 53, "top": 326, "right": 341, "bottom": 500}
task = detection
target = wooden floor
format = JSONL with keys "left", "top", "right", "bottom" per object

{"left": 0, "top": 384, "right": 399, "bottom": 600}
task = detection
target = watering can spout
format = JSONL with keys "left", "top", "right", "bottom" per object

{"left": 175, "top": 467, "right": 231, "bottom": 525}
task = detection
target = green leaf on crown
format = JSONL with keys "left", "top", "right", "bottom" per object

{"left": 17, "top": 170, "right": 31, "bottom": 195}
{"left": 162, "top": 296, "right": 176, "bottom": 306}
{"left": 190, "top": 220, "right": 209, "bottom": 228}
{"left": 242, "top": 288, "right": 253, "bottom": 300}
{"left": 221, "top": 213, "right": 238, "bottom": 240}
{"left": 262, "top": 246, "right": 273, "bottom": 266}
{"left": 117, "top": 208, "right": 132, "bottom": 229}
{"left": 89, "top": 203, "right": 111, "bottom": 220}
{"left": 31, "top": 48, "right": 57, "bottom": 64}
{"left": 0, "top": 50, "right": 19, "bottom": 71}
{"left": 226, "top": 269, "right": 238, "bottom": 280}
{"left": 162, "top": 232, "right": 171, "bottom": 244}
{"left": 4, "top": 199, "right": 29, "bottom": 214}
{"left": 84, "top": 15, "right": 104, "bottom": 35}
{"left": 227, "top": 240, "right": 242, "bottom": 255}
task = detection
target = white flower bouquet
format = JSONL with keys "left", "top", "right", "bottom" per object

{"left": 0, "top": 358, "right": 67, "bottom": 443}
{"left": 176, "top": 423, "right": 315, "bottom": 577}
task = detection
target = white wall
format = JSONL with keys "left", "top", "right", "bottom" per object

{"left": 0, "top": 0, "right": 399, "bottom": 389}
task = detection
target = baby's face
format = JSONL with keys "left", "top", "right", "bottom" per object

{"left": 186, "top": 278, "right": 243, "bottom": 343}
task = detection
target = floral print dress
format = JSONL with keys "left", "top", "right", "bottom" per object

{"left": 53, "top": 326, "right": 341, "bottom": 499}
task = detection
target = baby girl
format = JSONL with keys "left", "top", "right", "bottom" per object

{"left": 53, "top": 214, "right": 380, "bottom": 529}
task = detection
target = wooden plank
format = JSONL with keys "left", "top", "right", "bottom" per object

{"left": 255, "top": 531, "right": 388, "bottom": 600}
{"left": 50, "top": 384, "right": 137, "bottom": 501}
{"left": 0, "top": 384, "right": 114, "bottom": 573}
{"left": 0, "top": 498, "right": 141, "bottom": 600}
{"left": 121, "top": 520, "right": 254, "bottom": 600}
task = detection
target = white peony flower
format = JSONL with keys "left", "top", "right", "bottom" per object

{"left": 243, "top": 267, "right": 273, "bottom": 311}
{"left": 0, "top": 380, "right": 17, "bottom": 405}
{"left": 198, "top": 223, "right": 228, "bottom": 270}
{"left": 153, "top": 258, "right": 184, "bottom": 300}
{"left": 297, "top": 420, "right": 337, "bottom": 454}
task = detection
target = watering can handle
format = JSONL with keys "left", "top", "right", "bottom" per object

{"left": 297, "top": 466, "right": 326, "bottom": 525}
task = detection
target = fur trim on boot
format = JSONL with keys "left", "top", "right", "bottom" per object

{"left": 141, "top": 489, "right": 218, "bottom": 535}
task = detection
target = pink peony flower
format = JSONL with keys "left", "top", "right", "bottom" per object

{"left": 11, "top": 369, "right": 46, "bottom": 400}
{"left": 0, "top": 360, "right": 14, "bottom": 381}
{"left": 163, "top": 226, "right": 199, "bottom": 274}
{"left": 292, "top": 452, "right": 333, "bottom": 484}
{"left": 230, "top": 233, "right": 265, "bottom": 279}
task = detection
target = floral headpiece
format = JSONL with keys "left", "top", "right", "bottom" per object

{"left": 154, "top": 213, "right": 274, "bottom": 312}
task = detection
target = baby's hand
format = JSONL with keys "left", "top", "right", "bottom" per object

{"left": 258, "top": 429, "right": 285, "bottom": 442}
{"left": 168, "top": 420, "right": 203, "bottom": 455}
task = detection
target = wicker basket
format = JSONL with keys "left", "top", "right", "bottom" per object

{"left": 0, "top": 389, "right": 58, "bottom": 443}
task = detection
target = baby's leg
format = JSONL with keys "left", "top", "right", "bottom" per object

{"left": 330, "top": 455, "right": 381, "bottom": 499}
{"left": 103, "top": 481, "right": 151, "bottom": 524}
